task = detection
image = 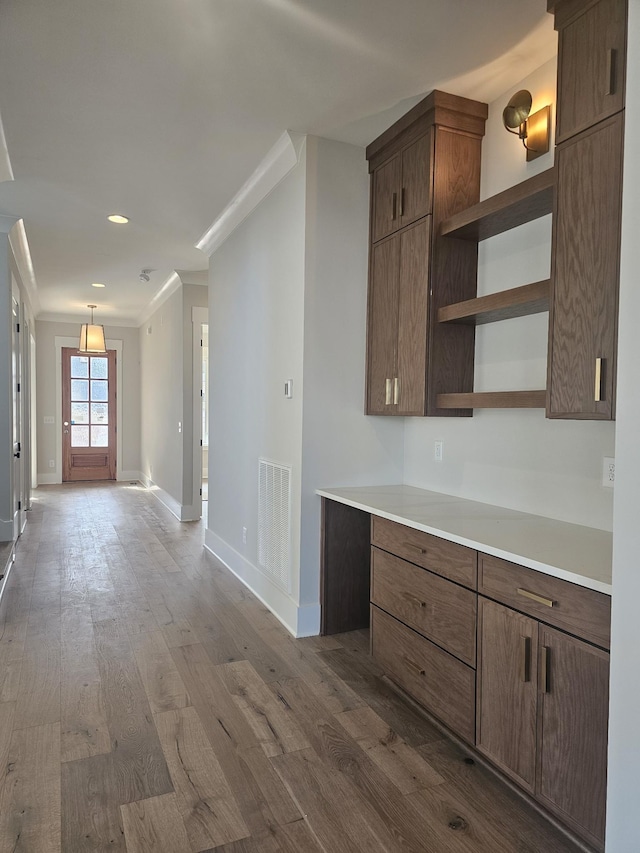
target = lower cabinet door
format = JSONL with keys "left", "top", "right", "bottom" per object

{"left": 537, "top": 626, "right": 609, "bottom": 851}
{"left": 476, "top": 598, "right": 538, "bottom": 792}
{"left": 371, "top": 606, "right": 475, "bottom": 742}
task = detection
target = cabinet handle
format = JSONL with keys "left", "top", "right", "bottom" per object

{"left": 404, "top": 592, "right": 427, "bottom": 608}
{"left": 594, "top": 357, "right": 604, "bottom": 402}
{"left": 517, "top": 587, "right": 555, "bottom": 608}
{"left": 393, "top": 377, "right": 399, "bottom": 405}
{"left": 520, "top": 635, "right": 531, "bottom": 683}
{"left": 403, "top": 542, "right": 427, "bottom": 555}
{"left": 606, "top": 48, "right": 616, "bottom": 96}
{"left": 541, "top": 646, "right": 551, "bottom": 693}
{"left": 385, "top": 378, "right": 392, "bottom": 406}
{"left": 392, "top": 192, "right": 398, "bottom": 221}
{"left": 400, "top": 187, "right": 405, "bottom": 217}
{"left": 403, "top": 655, "right": 426, "bottom": 676}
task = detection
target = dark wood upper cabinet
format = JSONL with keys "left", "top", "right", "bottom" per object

{"left": 365, "top": 91, "right": 487, "bottom": 417}
{"left": 552, "top": 0, "right": 627, "bottom": 144}
{"left": 548, "top": 113, "right": 624, "bottom": 418}
{"left": 537, "top": 625, "right": 610, "bottom": 852}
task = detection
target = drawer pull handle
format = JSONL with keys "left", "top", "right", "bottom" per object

{"left": 404, "top": 542, "right": 427, "bottom": 555}
{"left": 385, "top": 378, "right": 393, "bottom": 406}
{"left": 393, "top": 377, "right": 399, "bottom": 405}
{"left": 404, "top": 656, "right": 426, "bottom": 676}
{"left": 520, "top": 635, "right": 531, "bottom": 683}
{"left": 517, "top": 588, "right": 555, "bottom": 608}
{"left": 404, "top": 592, "right": 426, "bottom": 608}
{"left": 595, "top": 357, "right": 604, "bottom": 402}
{"left": 606, "top": 48, "right": 616, "bottom": 96}
{"left": 541, "top": 646, "right": 551, "bottom": 693}
{"left": 400, "top": 186, "right": 405, "bottom": 217}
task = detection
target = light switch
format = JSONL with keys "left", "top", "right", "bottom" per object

{"left": 178, "top": 421, "right": 182, "bottom": 434}
{"left": 284, "top": 380, "right": 293, "bottom": 399}
{"left": 44, "top": 416, "right": 54, "bottom": 424}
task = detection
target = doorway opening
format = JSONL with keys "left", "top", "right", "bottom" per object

{"left": 62, "top": 348, "right": 117, "bottom": 481}
{"left": 201, "top": 324, "right": 209, "bottom": 503}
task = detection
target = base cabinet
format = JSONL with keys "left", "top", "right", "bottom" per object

{"left": 477, "top": 598, "right": 609, "bottom": 852}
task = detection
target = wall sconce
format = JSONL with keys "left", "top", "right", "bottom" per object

{"left": 502, "top": 89, "right": 551, "bottom": 162}
{"left": 78, "top": 304, "right": 106, "bottom": 353}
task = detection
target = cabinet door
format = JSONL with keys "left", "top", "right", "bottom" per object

{"left": 537, "top": 626, "right": 609, "bottom": 851}
{"left": 548, "top": 114, "right": 623, "bottom": 419}
{"left": 477, "top": 599, "right": 538, "bottom": 792}
{"left": 555, "top": 0, "right": 626, "bottom": 144}
{"left": 366, "top": 235, "right": 399, "bottom": 414}
{"left": 371, "top": 154, "right": 401, "bottom": 243}
{"left": 397, "top": 219, "right": 430, "bottom": 415}
{"left": 399, "top": 132, "right": 432, "bottom": 228}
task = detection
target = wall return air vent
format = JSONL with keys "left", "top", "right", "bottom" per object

{"left": 258, "top": 458, "right": 292, "bottom": 592}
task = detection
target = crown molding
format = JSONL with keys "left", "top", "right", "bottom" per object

{"left": 136, "top": 270, "right": 182, "bottom": 327}
{"left": 0, "top": 111, "right": 14, "bottom": 183}
{"left": 196, "top": 131, "right": 306, "bottom": 258}
{"left": 9, "top": 219, "right": 41, "bottom": 316}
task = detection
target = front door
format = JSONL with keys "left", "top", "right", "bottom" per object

{"left": 62, "top": 348, "right": 116, "bottom": 481}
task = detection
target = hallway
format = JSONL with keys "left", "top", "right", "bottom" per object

{"left": 0, "top": 483, "right": 582, "bottom": 852}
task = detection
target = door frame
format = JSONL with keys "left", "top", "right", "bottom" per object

{"left": 50, "top": 336, "right": 123, "bottom": 485}
{"left": 192, "top": 306, "right": 208, "bottom": 519}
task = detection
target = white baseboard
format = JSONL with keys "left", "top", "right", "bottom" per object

{"left": 0, "top": 545, "right": 15, "bottom": 606}
{"left": 140, "top": 475, "right": 194, "bottom": 523}
{"left": 37, "top": 473, "right": 60, "bottom": 485}
{"left": 180, "top": 504, "right": 201, "bottom": 522}
{"left": 204, "top": 528, "right": 320, "bottom": 638}
{"left": 118, "top": 470, "right": 143, "bottom": 483}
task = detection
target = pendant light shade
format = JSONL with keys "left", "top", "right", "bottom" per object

{"left": 78, "top": 304, "right": 106, "bottom": 353}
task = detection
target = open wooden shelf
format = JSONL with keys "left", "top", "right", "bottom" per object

{"left": 440, "top": 168, "right": 555, "bottom": 241}
{"left": 438, "top": 280, "right": 550, "bottom": 325}
{"left": 436, "top": 391, "right": 547, "bottom": 409}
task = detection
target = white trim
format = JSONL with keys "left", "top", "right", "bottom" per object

{"left": 136, "top": 271, "right": 181, "bottom": 326}
{"left": 139, "top": 473, "right": 182, "bottom": 521}
{"left": 53, "top": 337, "right": 124, "bottom": 484}
{"left": 117, "top": 470, "right": 143, "bottom": 483}
{"left": 38, "top": 312, "right": 141, "bottom": 327}
{"left": 0, "top": 110, "right": 14, "bottom": 183}
{"left": 196, "top": 131, "right": 306, "bottom": 257}
{"left": 0, "top": 546, "right": 15, "bottom": 603}
{"left": 0, "top": 520, "right": 13, "bottom": 542}
{"left": 36, "top": 474, "right": 59, "bottom": 486}
{"left": 204, "top": 528, "right": 320, "bottom": 638}
{"left": 192, "top": 307, "right": 208, "bottom": 521}
{"left": 0, "top": 215, "right": 18, "bottom": 234}
{"left": 9, "top": 221, "right": 40, "bottom": 316}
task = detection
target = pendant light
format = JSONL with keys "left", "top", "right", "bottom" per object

{"left": 78, "top": 304, "right": 106, "bottom": 353}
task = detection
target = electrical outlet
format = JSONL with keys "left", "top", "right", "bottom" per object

{"left": 602, "top": 457, "right": 615, "bottom": 488}
{"left": 434, "top": 440, "right": 444, "bottom": 462}
{"left": 48, "top": 459, "right": 55, "bottom": 468}
{"left": 242, "top": 526, "right": 247, "bottom": 545}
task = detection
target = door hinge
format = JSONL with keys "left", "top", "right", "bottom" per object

{"left": 200, "top": 339, "right": 203, "bottom": 347}
{"left": 200, "top": 389, "right": 203, "bottom": 397}
{"left": 16, "top": 323, "right": 20, "bottom": 333}
{"left": 17, "top": 442, "right": 21, "bottom": 453}
{"left": 18, "top": 501, "right": 21, "bottom": 510}
{"left": 200, "top": 439, "right": 203, "bottom": 446}
{"left": 199, "top": 488, "right": 202, "bottom": 496}
{"left": 16, "top": 383, "right": 20, "bottom": 393}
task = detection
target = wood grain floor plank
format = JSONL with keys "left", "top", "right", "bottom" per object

{"left": 219, "top": 660, "right": 310, "bottom": 757}
{"left": 121, "top": 793, "right": 191, "bottom": 853}
{"left": 336, "top": 706, "right": 445, "bottom": 794}
{"left": 61, "top": 753, "right": 126, "bottom": 852}
{"left": 93, "top": 620, "right": 174, "bottom": 805}
{"left": 0, "top": 721, "right": 61, "bottom": 853}
{"left": 130, "top": 630, "right": 191, "bottom": 713}
{"left": 155, "top": 705, "right": 249, "bottom": 850}
{"left": 14, "top": 631, "right": 61, "bottom": 729}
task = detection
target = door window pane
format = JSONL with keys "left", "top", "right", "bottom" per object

{"left": 71, "top": 402, "right": 89, "bottom": 424}
{"left": 71, "top": 425, "right": 89, "bottom": 447}
{"left": 90, "top": 358, "right": 108, "bottom": 379}
{"left": 71, "top": 379, "right": 89, "bottom": 401}
{"left": 91, "top": 425, "right": 108, "bottom": 447}
{"left": 90, "top": 380, "right": 108, "bottom": 402}
{"left": 91, "top": 402, "right": 108, "bottom": 424}
{"left": 71, "top": 356, "right": 89, "bottom": 378}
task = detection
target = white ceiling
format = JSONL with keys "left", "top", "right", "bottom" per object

{"left": 0, "top": 0, "right": 556, "bottom": 325}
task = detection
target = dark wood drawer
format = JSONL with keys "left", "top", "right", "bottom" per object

{"left": 371, "top": 605, "right": 476, "bottom": 743}
{"left": 371, "top": 516, "right": 477, "bottom": 589}
{"left": 479, "top": 553, "right": 611, "bottom": 650}
{"left": 371, "top": 547, "right": 476, "bottom": 666}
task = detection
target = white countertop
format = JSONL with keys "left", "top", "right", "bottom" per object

{"left": 316, "top": 485, "right": 612, "bottom": 596}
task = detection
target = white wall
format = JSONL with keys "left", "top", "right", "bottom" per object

{"left": 206, "top": 136, "right": 403, "bottom": 635}
{"left": 403, "top": 58, "right": 615, "bottom": 531}
{"left": 207, "top": 146, "right": 308, "bottom": 631}
{"left": 299, "top": 136, "right": 403, "bottom": 608}
{"left": 139, "top": 281, "right": 207, "bottom": 517}
{"left": 35, "top": 320, "right": 141, "bottom": 481}
{"left": 606, "top": 2, "right": 640, "bottom": 849}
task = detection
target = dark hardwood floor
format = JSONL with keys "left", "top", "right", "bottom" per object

{"left": 0, "top": 482, "right": 585, "bottom": 852}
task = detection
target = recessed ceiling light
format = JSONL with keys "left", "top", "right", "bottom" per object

{"left": 91, "top": 282, "right": 106, "bottom": 288}
{"left": 107, "top": 214, "right": 129, "bottom": 224}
